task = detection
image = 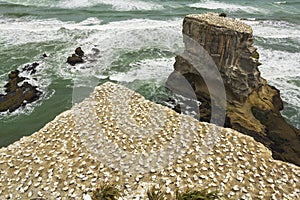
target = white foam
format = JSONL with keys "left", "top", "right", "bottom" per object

{"left": 0, "top": 16, "right": 183, "bottom": 83}
{"left": 273, "top": 1, "right": 287, "bottom": 5}
{"left": 0, "top": 74, "right": 7, "bottom": 94}
{"left": 0, "top": 17, "right": 104, "bottom": 32}
{"left": 78, "top": 17, "right": 102, "bottom": 26}
{"left": 59, "top": 0, "right": 163, "bottom": 10}
{"left": 0, "top": 17, "right": 72, "bottom": 45}
{"left": 258, "top": 47, "right": 300, "bottom": 108}
{"left": 0, "top": 17, "right": 181, "bottom": 47}
{"left": 2, "top": 0, "right": 51, "bottom": 7}
{"left": 244, "top": 20, "right": 300, "bottom": 40}
{"left": 110, "top": 57, "right": 175, "bottom": 82}
{"left": 10, "top": 16, "right": 182, "bottom": 84}
{"left": 189, "top": 1, "right": 266, "bottom": 13}
{"left": 58, "top": 18, "right": 183, "bottom": 79}
{"left": 5, "top": 0, "right": 163, "bottom": 11}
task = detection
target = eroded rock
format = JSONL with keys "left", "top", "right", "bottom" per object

{"left": 166, "top": 13, "right": 300, "bottom": 166}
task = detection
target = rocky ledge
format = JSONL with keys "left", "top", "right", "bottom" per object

{"left": 0, "top": 82, "right": 299, "bottom": 199}
{"left": 166, "top": 13, "right": 300, "bottom": 166}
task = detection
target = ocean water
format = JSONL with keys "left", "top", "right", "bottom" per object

{"left": 0, "top": 0, "right": 299, "bottom": 147}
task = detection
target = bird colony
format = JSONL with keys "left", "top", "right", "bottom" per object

{"left": 0, "top": 82, "right": 299, "bottom": 199}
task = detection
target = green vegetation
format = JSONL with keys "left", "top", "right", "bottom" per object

{"left": 92, "top": 183, "right": 222, "bottom": 200}
{"left": 176, "top": 189, "right": 221, "bottom": 200}
{"left": 147, "top": 187, "right": 166, "bottom": 200}
{"left": 91, "top": 182, "right": 121, "bottom": 200}
{"left": 251, "top": 51, "right": 260, "bottom": 60}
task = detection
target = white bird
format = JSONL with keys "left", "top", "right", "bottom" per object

{"left": 83, "top": 193, "right": 92, "bottom": 200}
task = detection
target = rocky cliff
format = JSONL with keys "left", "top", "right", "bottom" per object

{"left": 0, "top": 82, "right": 299, "bottom": 199}
{"left": 166, "top": 13, "right": 300, "bottom": 166}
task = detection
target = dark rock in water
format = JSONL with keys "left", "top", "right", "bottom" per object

{"left": 42, "top": 53, "right": 48, "bottom": 57}
{"left": 8, "top": 70, "right": 20, "bottom": 79}
{"left": 67, "top": 54, "right": 84, "bottom": 66}
{"left": 23, "top": 62, "right": 39, "bottom": 75}
{"left": 32, "top": 62, "right": 39, "bottom": 68}
{"left": 219, "top": 12, "right": 227, "bottom": 17}
{"left": 67, "top": 47, "right": 85, "bottom": 66}
{"left": 4, "top": 70, "right": 26, "bottom": 93}
{"left": 75, "top": 47, "right": 84, "bottom": 57}
{"left": 0, "top": 69, "right": 41, "bottom": 113}
{"left": 166, "top": 13, "right": 300, "bottom": 166}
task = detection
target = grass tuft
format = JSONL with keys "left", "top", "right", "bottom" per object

{"left": 252, "top": 51, "right": 260, "bottom": 59}
{"left": 91, "top": 182, "right": 121, "bottom": 200}
{"left": 175, "top": 188, "right": 221, "bottom": 200}
{"left": 146, "top": 187, "right": 166, "bottom": 200}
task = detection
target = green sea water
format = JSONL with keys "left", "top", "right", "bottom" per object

{"left": 0, "top": 0, "right": 299, "bottom": 147}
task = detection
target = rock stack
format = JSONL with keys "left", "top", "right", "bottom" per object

{"left": 166, "top": 13, "right": 300, "bottom": 166}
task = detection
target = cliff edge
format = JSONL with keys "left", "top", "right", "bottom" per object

{"left": 166, "top": 13, "right": 300, "bottom": 166}
{"left": 0, "top": 82, "right": 299, "bottom": 199}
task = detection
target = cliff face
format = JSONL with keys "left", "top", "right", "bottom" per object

{"left": 0, "top": 82, "right": 299, "bottom": 199}
{"left": 166, "top": 13, "right": 300, "bottom": 166}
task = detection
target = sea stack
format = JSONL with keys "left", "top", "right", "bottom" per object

{"left": 166, "top": 13, "right": 300, "bottom": 166}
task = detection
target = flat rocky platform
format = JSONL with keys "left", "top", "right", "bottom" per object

{"left": 0, "top": 82, "right": 299, "bottom": 199}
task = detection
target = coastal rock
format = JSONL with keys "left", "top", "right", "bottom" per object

{"left": 75, "top": 47, "right": 84, "bottom": 57}
{"left": 67, "top": 54, "right": 83, "bottom": 66}
{"left": 0, "top": 82, "right": 299, "bottom": 199}
{"left": 67, "top": 47, "right": 85, "bottom": 66}
{"left": 0, "top": 70, "right": 41, "bottom": 112}
{"left": 23, "top": 62, "right": 39, "bottom": 75}
{"left": 219, "top": 12, "right": 227, "bottom": 17}
{"left": 166, "top": 13, "right": 300, "bottom": 166}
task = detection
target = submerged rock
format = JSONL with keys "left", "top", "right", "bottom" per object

{"left": 166, "top": 13, "right": 300, "bottom": 166}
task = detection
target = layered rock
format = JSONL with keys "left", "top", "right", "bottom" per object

{"left": 0, "top": 82, "right": 299, "bottom": 199}
{"left": 166, "top": 13, "right": 300, "bottom": 166}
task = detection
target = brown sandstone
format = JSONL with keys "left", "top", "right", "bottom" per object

{"left": 166, "top": 13, "right": 300, "bottom": 166}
